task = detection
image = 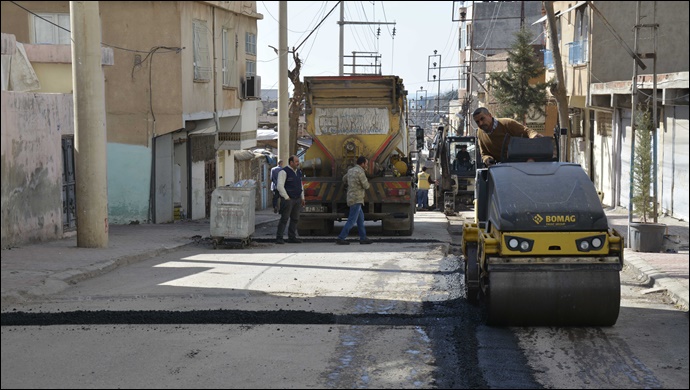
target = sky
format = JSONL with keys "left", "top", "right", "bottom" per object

{"left": 256, "top": 1, "right": 462, "bottom": 98}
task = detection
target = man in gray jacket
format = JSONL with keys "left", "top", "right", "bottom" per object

{"left": 336, "top": 156, "right": 373, "bottom": 245}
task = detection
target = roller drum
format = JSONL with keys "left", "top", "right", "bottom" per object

{"left": 486, "top": 264, "right": 621, "bottom": 326}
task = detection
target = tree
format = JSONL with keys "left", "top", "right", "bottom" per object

{"left": 488, "top": 27, "right": 551, "bottom": 124}
{"left": 287, "top": 50, "right": 304, "bottom": 156}
{"left": 632, "top": 104, "right": 655, "bottom": 223}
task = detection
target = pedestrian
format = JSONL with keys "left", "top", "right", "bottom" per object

{"left": 275, "top": 155, "right": 305, "bottom": 244}
{"left": 335, "top": 156, "right": 373, "bottom": 245}
{"left": 472, "top": 107, "right": 543, "bottom": 166}
{"left": 417, "top": 166, "right": 431, "bottom": 210}
{"left": 270, "top": 159, "right": 284, "bottom": 213}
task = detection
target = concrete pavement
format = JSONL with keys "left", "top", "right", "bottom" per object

{"left": 2, "top": 207, "right": 688, "bottom": 311}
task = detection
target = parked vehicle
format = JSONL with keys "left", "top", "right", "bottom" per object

{"left": 298, "top": 75, "right": 415, "bottom": 236}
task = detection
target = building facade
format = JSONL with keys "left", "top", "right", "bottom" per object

{"left": 540, "top": 1, "right": 689, "bottom": 220}
{"left": 1, "top": 1, "right": 265, "bottom": 247}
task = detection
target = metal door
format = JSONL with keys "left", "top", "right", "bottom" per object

{"left": 62, "top": 137, "right": 76, "bottom": 230}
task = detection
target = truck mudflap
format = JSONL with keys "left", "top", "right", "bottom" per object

{"left": 484, "top": 256, "right": 622, "bottom": 326}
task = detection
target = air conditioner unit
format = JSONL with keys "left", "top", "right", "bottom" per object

{"left": 244, "top": 75, "right": 261, "bottom": 99}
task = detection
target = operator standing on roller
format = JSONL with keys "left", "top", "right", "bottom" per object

{"left": 472, "top": 107, "right": 542, "bottom": 167}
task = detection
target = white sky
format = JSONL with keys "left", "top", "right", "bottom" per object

{"left": 256, "top": 1, "right": 462, "bottom": 97}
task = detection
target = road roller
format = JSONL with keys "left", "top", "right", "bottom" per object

{"left": 461, "top": 136, "right": 624, "bottom": 326}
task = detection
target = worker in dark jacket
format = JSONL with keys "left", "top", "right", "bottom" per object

{"left": 275, "top": 155, "right": 305, "bottom": 244}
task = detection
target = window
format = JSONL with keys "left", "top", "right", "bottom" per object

{"left": 222, "top": 28, "right": 236, "bottom": 87}
{"left": 572, "top": 6, "right": 589, "bottom": 64}
{"left": 245, "top": 32, "right": 256, "bottom": 55}
{"left": 575, "top": 6, "right": 589, "bottom": 41}
{"left": 459, "top": 65, "right": 468, "bottom": 90}
{"left": 193, "top": 20, "right": 211, "bottom": 81}
{"left": 246, "top": 60, "right": 256, "bottom": 77}
{"left": 570, "top": 111, "right": 583, "bottom": 137}
{"left": 32, "top": 13, "right": 70, "bottom": 44}
{"left": 543, "top": 49, "right": 554, "bottom": 69}
{"left": 460, "top": 23, "right": 467, "bottom": 49}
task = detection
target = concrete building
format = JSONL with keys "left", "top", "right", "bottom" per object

{"left": 538, "top": 1, "right": 688, "bottom": 220}
{"left": 454, "top": 1, "right": 545, "bottom": 136}
{"left": 1, "top": 1, "right": 265, "bottom": 247}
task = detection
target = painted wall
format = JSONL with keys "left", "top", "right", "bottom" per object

{"left": 32, "top": 63, "right": 72, "bottom": 93}
{"left": 1, "top": 91, "right": 73, "bottom": 248}
{"left": 106, "top": 143, "right": 152, "bottom": 224}
{"left": 100, "top": 1, "right": 184, "bottom": 145}
{"left": 660, "top": 106, "right": 689, "bottom": 220}
{"left": 191, "top": 160, "right": 205, "bottom": 219}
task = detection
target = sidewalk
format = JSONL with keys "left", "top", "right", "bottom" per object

{"left": 604, "top": 207, "right": 689, "bottom": 310}
{"left": 2, "top": 207, "right": 688, "bottom": 312}
{"left": 1, "top": 208, "right": 280, "bottom": 308}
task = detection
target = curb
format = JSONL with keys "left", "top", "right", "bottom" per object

{"left": 1, "top": 242, "right": 194, "bottom": 307}
{"left": 2, "top": 218, "right": 280, "bottom": 307}
{"left": 623, "top": 250, "right": 689, "bottom": 311}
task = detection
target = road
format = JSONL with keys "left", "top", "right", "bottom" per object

{"left": 1, "top": 211, "right": 688, "bottom": 389}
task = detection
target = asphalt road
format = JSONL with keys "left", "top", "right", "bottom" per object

{"left": 2, "top": 211, "right": 688, "bottom": 389}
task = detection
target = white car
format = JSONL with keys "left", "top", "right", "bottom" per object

{"left": 267, "top": 108, "right": 278, "bottom": 116}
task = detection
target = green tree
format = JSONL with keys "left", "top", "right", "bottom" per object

{"left": 632, "top": 104, "right": 654, "bottom": 222}
{"left": 488, "top": 28, "right": 550, "bottom": 123}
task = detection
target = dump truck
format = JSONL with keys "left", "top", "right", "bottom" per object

{"left": 461, "top": 135, "right": 624, "bottom": 326}
{"left": 297, "top": 75, "right": 415, "bottom": 236}
{"left": 428, "top": 124, "right": 481, "bottom": 215}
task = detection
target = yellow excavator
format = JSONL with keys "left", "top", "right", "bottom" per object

{"left": 461, "top": 135, "right": 624, "bottom": 326}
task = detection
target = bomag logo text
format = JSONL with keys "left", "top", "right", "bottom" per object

{"left": 545, "top": 215, "right": 577, "bottom": 223}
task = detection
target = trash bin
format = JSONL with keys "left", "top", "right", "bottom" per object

{"left": 210, "top": 183, "right": 256, "bottom": 248}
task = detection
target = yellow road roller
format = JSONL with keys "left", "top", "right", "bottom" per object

{"left": 461, "top": 136, "right": 624, "bottom": 326}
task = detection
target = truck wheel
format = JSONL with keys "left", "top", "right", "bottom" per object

{"left": 397, "top": 212, "right": 415, "bottom": 236}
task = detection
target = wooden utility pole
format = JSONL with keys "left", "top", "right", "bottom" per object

{"left": 71, "top": 1, "right": 108, "bottom": 248}
{"left": 544, "top": 1, "right": 569, "bottom": 161}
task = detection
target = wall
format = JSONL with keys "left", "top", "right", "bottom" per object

{"left": 106, "top": 143, "right": 152, "bottom": 224}
{"left": 590, "top": 2, "right": 690, "bottom": 83}
{"left": 31, "top": 63, "right": 72, "bottom": 93}
{"left": 661, "top": 106, "right": 689, "bottom": 220}
{"left": 1, "top": 91, "right": 73, "bottom": 248}
{"left": 100, "top": 1, "right": 184, "bottom": 145}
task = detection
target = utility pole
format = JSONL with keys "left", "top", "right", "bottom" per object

{"left": 70, "top": 1, "right": 108, "bottom": 248}
{"left": 278, "top": 1, "right": 289, "bottom": 164}
{"left": 544, "top": 2, "right": 569, "bottom": 162}
{"left": 627, "top": 1, "right": 659, "bottom": 240}
{"left": 338, "top": 2, "right": 395, "bottom": 76}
